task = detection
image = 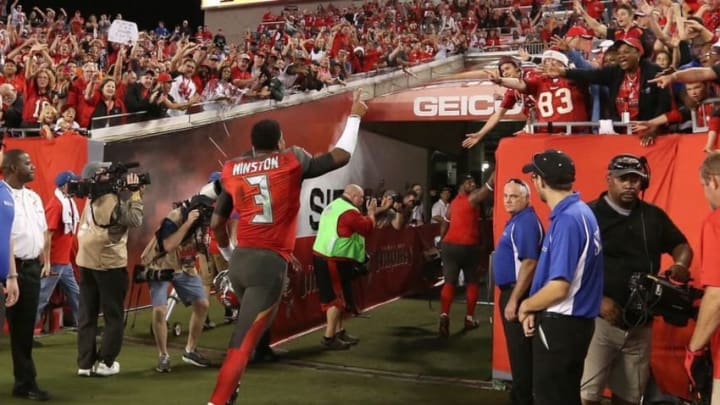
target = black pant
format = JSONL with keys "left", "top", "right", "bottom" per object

{"left": 0, "top": 280, "right": 5, "bottom": 334}
{"left": 499, "top": 288, "right": 533, "bottom": 405}
{"left": 6, "top": 258, "right": 41, "bottom": 392}
{"left": 532, "top": 313, "right": 595, "bottom": 405}
{"left": 77, "top": 267, "right": 128, "bottom": 369}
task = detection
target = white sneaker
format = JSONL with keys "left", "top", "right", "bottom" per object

{"left": 95, "top": 361, "right": 120, "bottom": 376}
{"left": 77, "top": 366, "right": 94, "bottom": 377}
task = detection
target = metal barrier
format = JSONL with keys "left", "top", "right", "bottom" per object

{"left": 528, "top": 121, "right": 633, "bottom": 135}
{"left": 691, "top": 97, "right": 720, "bottom": 133}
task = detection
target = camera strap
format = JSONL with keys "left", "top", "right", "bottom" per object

{"left": 90, "top": 196, "right": 121, "bottom": 229}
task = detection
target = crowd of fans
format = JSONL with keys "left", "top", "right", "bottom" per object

{"left": 0, "top": 0, "right": 555, "bottom": 138}
{"left": 3, "top": 0, "right": 720, "bottom": 143}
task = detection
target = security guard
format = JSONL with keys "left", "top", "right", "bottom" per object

{"left": 76, "top": 161, "right": 144, "bottom": 377}
{"left": 312, "top": 184, "right": 376, "bottom": 349}
{"left": 518, "top": 149, "right": 604, "bottom": 405}
{"left": 493, "top": 178, "right": 543, "bottom": 405}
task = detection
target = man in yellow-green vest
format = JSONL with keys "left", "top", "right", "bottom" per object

{"left": 313, "top": 184, "right": 377, "bottom": 350}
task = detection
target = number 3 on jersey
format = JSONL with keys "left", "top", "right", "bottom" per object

{"left": 246, "top": 174, "right": 274, "bottom": 224}
{"left": 537, "top": 88, "right": 573, "bottom": 118}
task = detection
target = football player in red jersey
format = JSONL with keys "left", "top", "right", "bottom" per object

{"left": 489, "top": 50, "right": 590, "bottom": 133}
{"left": 207, "top": 90, "right": 368, "bottom": 405}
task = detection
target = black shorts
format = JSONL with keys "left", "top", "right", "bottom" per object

{"left": 313, "top": 255, "right": 354, "bottom": 311}
{"left": 440, "top": 242, "right": 480, "bottom": 285}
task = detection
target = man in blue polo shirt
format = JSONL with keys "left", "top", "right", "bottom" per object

{"left": 0, "top": 138, "right": 19, "bottom": 331}
{"left": 493, "top": 177, "right": 543, "bottom": 405}
{"left": 518, "top": 149, "right": 604, "bottom": 405}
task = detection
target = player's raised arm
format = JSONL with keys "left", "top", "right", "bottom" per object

{"left": 299, "top": 89, "right": 368, "bottom": 179}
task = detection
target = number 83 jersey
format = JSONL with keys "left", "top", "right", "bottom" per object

{"left": 524, "top": 72, "right": 590, "bottom": 124}
{"left": 221, "top": 146, "right": 314, "bottom": 261}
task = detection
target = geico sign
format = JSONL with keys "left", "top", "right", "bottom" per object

{"left": 413, "top": 95, "right": 523, "bottom": 117}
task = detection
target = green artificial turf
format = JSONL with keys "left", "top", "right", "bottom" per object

{"left": 0, "top": 295, "right": 511, "bottom": 405}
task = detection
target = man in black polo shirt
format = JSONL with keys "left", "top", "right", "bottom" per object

{"left": 580, "top": 154, "right": 692, "bottom": 405}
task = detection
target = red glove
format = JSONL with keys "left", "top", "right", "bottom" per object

{"left": 685, "top": 346, "right": 713, "bottom": 395}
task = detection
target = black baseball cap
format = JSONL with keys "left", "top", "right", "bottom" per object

{"left": 461, "top": 173, "right": 476, "bottom": 183}
{"left": 522, "top": 149, "right": 576, "bottom": 185}
{"left": 608, "top": 154, "right": 647, "bottom": 178}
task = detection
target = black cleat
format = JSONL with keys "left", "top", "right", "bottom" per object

{"left": 439, "top": 314, "right": 450, "bottom": 338}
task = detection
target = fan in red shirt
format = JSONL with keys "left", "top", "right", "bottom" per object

{"left": 22, "top": 68, "right": 54, "bottom": 126}
{"left": 36, "top": 171, "right": 81, "bottom": 328}
{"left": 686, "top": 153, "right": 720, "bottom": 391}
{"left": 207, "top": 91, "right": 368, "bottom": 405}
{"left": 493, "top": 50, "right": 589, "bottom": 133}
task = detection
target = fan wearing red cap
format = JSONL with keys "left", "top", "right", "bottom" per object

{"left": 546, "top": 35, "right": 672, "bottom": 145}
{"left": 489, "top": 50, "right": 590, "bottom": 133}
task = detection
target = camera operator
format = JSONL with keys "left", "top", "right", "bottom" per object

{"left": 313, "top": 184, "right": 376, "bottom": 350}
{"left": 580, "top": 154, "right": 692, "bottom": 405}
{"left": 139, "top": 190, "right": 214, "bottom": 373}
{"left": 75, "top": 161, "right": 145, "bottom": 377}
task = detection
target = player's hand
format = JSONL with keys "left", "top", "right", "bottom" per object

{"left": 366, "top": 197, "right": 378, "bottom": 214}
{"left": 41, "top": 263, "right": 52, "bottom": 278}
{"left": 350, "top": 88, "right": 368, "bottom": 117}
{"left": 522, "top": 313, "right": 536, "bottom": 337}
{"left": 485, "top": 69, "right": 501, "bottom": 84}
{"left": 573, "top": 0, "right": 584, "bottom": 15}
{"left": 4, "top": 278, "right": 19, "bottom": 307}
{"left": 649, "top": 74, "right": 673, "bottom": 89}
{"left": 504, "top": 298, "right": 519, "bottom": 322}
{"left": 685, "top": 346, "right": 712, "bottom": 394}
{"left": 599, "top": 296, "right": 622, "bottom": 326}
{"left": 669, "top": 263, "right": 690, "bottom": 283}
{"left": 640, "top": 132, "right": 656, "bottom": 147}
{"left": 462, "top": 132, "right": 481, "bottom": 149}
{"left": 186, "top": 209, "right": 200, "bottom": 225}
{"left": 517, "top": 48, "right": 531, "bottom": 62}
{"left": 549, "top": 35, "right": 569, "bottom": 52}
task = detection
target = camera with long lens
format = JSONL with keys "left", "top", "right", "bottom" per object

{"left": 625, "top": 272, "right": 703, "bottom": 327}
{"left": 133, "top": 265, "right": 174, "bottom": 283}
{"left": 67, "top": 162, "right": 151, "bottom": 198}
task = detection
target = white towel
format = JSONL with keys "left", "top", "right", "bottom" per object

{"left": 55, "top": 188, "right": 79, "bottom": 234}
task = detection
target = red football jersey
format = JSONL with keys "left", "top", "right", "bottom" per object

{"left": 221, "top": 147, "right": 313, "bottom": 261}
{"left": 524, "top": 75, "right": 589, "bottom": 123}
{"left": 443, "top": 192, "right": 481, "bottom": 246}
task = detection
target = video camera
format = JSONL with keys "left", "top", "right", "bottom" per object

{"left": 133, "top": 265, "right": 174, "bottom": 284}
{"left": 625, "top": 272, "right": 703, "bottom": 327}
{"left": 67, "top": 162, "right": 151, "bottom": 198}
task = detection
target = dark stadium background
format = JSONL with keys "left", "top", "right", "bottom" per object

{"left": 15, "top": 0, "right": 204, "bottom": 32}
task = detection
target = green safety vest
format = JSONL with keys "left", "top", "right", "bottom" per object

{"left": 312, "top": 197, "right": 366, "bottom": 262}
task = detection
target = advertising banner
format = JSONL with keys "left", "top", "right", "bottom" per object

{"left": 364, "top": 81, "right": 526, "bottom": 122}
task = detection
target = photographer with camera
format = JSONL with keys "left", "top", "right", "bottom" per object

{"left": 313, "top": 184, "right": 376, "bottom": 350}
{"left": 580, "top": 154, "right": 692, "bottom": 405}
{"left": 138, "top": 188, "right": 216, "bottom": 372}
{"left": 374, "top": 189, "right": 415, "bottom": 230}
{"left": 75, "top": 161, "right": 146, "bottom": 377}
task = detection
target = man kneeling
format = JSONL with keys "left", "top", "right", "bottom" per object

{"left": 140, "top": 194, "right": 212, "bottom": 372}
